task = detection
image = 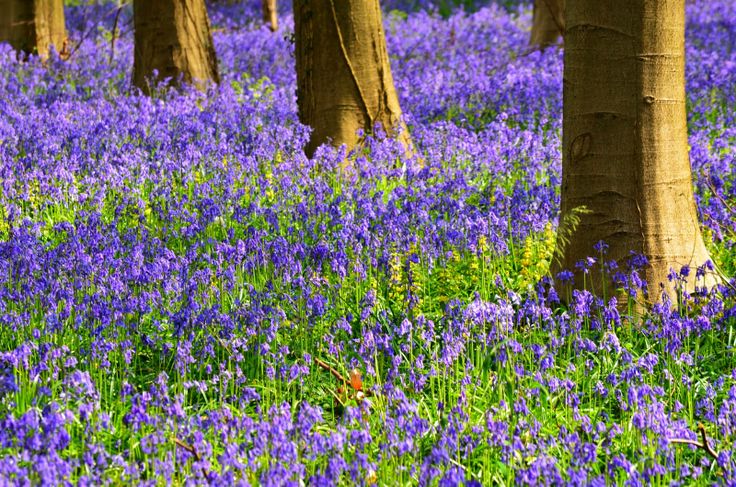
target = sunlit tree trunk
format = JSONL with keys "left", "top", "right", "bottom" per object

{"left": 262, "top": 0, "right": 278, "bottom": 32}
{"left": 293, "top": 0, "right": 413, "bottom": 158}
{"left": 554, "top": 0, "right": 716, "bottom": 301}
{"left": 133, "top": 0, "right": 219, "bottom": 94}
{"left": 0, "top": 0, "right": 66, "bottom": 59}
{"left": 530, "top": 0, "right": 563, "bottom": 48}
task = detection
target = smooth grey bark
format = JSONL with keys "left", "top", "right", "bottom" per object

{"left": 133, "top": 0, "right": 219, "bottom": 94}
{"left": 530, "top": 0, "right": 564, "bottom": 48}
{"left": 293, "top": 0, "right": 413, "bottom": 158}
{"left": 554, "top": 0, "right": 716, "bottom": 301}
{"left": 0, "top": 0, "right": 66, "bottom": 59}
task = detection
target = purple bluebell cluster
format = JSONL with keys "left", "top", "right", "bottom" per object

{"left": 0, "top": 0, "right": 735, "bottom": 485}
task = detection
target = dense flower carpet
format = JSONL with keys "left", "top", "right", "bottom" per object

{"left": 0, "top": 0, "right": 735, "bottom": 484}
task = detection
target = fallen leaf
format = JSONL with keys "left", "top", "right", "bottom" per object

{"left": 349, "top": 368, "right": 363, "bottom": 391}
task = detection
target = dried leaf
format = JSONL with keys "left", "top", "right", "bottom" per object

{"left": 349, "top": 368, "right": 363, "bottom": 391}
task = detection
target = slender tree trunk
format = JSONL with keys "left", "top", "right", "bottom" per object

{"left": 530, "top": 0, "right": 563, "bottom": 48}
{"left": 554, "top": 0, "right": 716, "bottom": 301}
{"left": 262, "top": 0, "right": 278, "bottom": 32}
{"left": 293, "top": 0, "right": 413, "bottom": 158}
{"left": 133, "top": 0, "right": 219, "bottom": 94}
{"left": 0, "top": 0, "right": 66, "bottom": 59}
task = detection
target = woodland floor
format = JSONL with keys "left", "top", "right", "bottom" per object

{"left": 0, "top": 1, "right": 735, "bottom": 485}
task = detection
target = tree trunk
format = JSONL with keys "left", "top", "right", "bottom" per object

{"left": 293, "top": 0, "right": 413, "bottom": 158}
{"left": 530, "top": 0, "right": 563, "bottom": 48}
{"left": 0, "top": 0, "right": 66, "bottom": 59}
{"left": 133, "top": 0, "right": 219, "bottom": 94}
{"left": 262, "top": 0, "right": 278, "bottom": 32}
{"left": 554, "top": 0, "right": 716, "bottom": 301}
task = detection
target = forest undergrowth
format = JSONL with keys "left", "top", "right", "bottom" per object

{"left": 0, "top": 0, "right": 736, "bottom": 485}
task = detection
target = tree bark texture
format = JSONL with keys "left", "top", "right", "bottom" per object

{"left": 293, "top": 0, "right": 413, "bottom": 158}
{"left": 0, "top": 0, "right": 66, "bottom": 59}
{"left": 133, "top": 0, "right": 219, "bottom": 94}
{"left": 530, "top": 0, "right": 564, "bottom": 48}
{"left": 262, "top": 0, "right": 278, "bottom": 32}
{"left": 554, "top": 0, "right": 715, "bottom": 300}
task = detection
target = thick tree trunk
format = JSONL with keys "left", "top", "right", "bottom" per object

{"left": 133, "top": 0, "right": 219, "bottom": 94}
{"left": 262, "top": 0, "right": 278, "bottom": 32}
{"left": 293, "top": 0, "right": 413, "bottom": 158}
{"left": 0, "top": 0, "right": 66, "bottom": 59}
{"left": 530, "top": 0, "right": 564, "bottom": 48}
{"left": 554, "top": 0, "right": 716, "bottom": 301}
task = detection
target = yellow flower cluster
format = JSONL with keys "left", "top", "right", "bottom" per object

{"left": 0, "top": 204, "right": 9, "bottom": 240}
{"left": 387, "top": 244, "right": 424, "bottom": 311}
{"left": 388, "top": 251, "right": 404, "bottom": 303}
{"left": 517, "top": 223, "right": 556, "bottom": 289}
{"left": 435, "top": 249, "right": 462, "bottom": 306}
{"left": 408, "top": 244, "right": 423, "bottom": 310}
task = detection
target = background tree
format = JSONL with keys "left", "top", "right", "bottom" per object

{"left": 554, "top": 0, "right": 715, "bottom": 300}
{"left": 0, "top": 0, "right": 66, "bottom": 59}
{"left": 530, "top": 0, "right": 563, "bottom": 48}
{"left": 133, "top": 0, "right": 219, "bottom": 94}
{"left": 293, "top": 0, "right": 413, "bottom": 158}
{"left": 262, "top": 0, "right": 278, "bottom": 32}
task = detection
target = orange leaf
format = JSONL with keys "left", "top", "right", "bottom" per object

{"left": 349, "top": 368, "right": 363, "bottom": 391}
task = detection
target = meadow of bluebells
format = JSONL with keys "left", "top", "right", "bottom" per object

{"left": 0, "top": 0, "right": 735, "bottom": 485}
